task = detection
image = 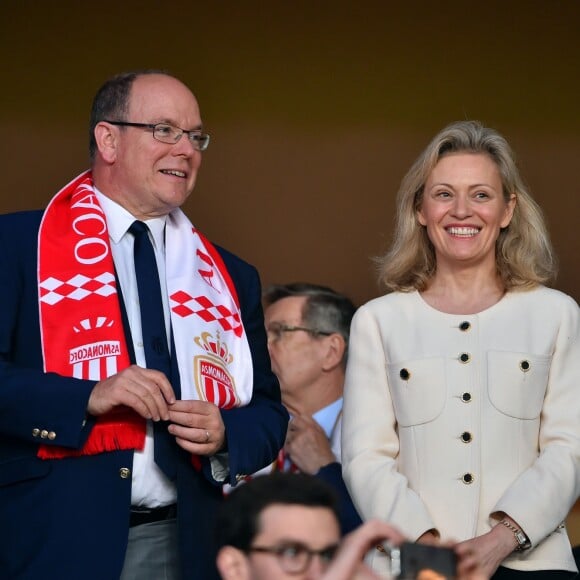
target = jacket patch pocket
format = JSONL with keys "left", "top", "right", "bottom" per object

{"left": 488, "top": 351, "right": 551, "bottom": 419}
{"left": 386, "top": 357, "right": 446, "bottom": 426}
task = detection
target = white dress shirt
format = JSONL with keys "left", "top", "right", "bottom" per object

{"left": 96, "top": 190, "right": 176, "bottom": 507}
{"left": 312, "top": 397, "right": 343, "bottom": 462}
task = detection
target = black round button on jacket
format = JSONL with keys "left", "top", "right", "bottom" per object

{"left": 461, "top": 431, "right": 473, "bottom": 443}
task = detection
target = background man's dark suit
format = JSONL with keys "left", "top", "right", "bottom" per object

{"left": 0, "top": 210, "right": 288, "bottom": 579}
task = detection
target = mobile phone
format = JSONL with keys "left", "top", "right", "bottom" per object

{"left": 384, "top": 541, "right": 457, "bottom": 579}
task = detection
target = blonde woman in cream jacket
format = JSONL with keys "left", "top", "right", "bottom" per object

{"left": 342, "top": 121, "right": 579, "bottom": 579}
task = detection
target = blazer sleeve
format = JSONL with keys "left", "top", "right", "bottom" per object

{"left": 202, "top": 247, "right": 289, "bottom": 486}
{"left": 341, "top": 305, "right": 436, "bottom": 540}
{"left": 492, "top": 294, "right": 580, "bottom": 546}
{"left": 0, "top": 212, "right": 97, "bottom": 451}
{"left": 317, "top": 461, "right": 363, "bottom": 534}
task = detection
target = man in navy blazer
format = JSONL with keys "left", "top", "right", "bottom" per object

{"left": 0, "top": 70, "right": 288, "bottom": 580}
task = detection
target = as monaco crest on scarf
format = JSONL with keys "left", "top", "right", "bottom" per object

{"left": 166, "top": 210, "right": 254, "bottom": 407}
{"left": 194, "top": 332, "right": 238, "bottom": 409}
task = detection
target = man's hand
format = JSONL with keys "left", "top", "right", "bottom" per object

{"left": 168, "top": 400, "right": 226, "bottom": 456}
{"left": 322, "top": 519, "right": 406, "bottom": 580}
{"left": 87, "top": 365, "right": 175, "bottom": 420}
{"left": 284, "top": 415, "right": 336, "bottom": 474}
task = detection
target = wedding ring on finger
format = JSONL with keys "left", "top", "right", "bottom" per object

{"left": 205, "top": 430, "right": 210, "bottom": 443}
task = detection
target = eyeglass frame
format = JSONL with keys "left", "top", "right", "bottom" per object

{"left": 246, "top": 541, "right": 340, "bottom": 574}
{"left": 103, "top": 120, "right": 210, "bottom": 151}
{"left": 266, "top": 322, "right": 333, "bottom": 343}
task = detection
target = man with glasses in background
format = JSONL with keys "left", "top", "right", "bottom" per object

{"left": 263, "top": 283, "right": 362, "bottom": 534}
{"left": 0, "top": 70, "right": 288, "bottom": 580}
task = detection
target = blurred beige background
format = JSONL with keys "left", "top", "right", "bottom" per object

{"left": 1, "top": 0, "right": 579, "bottom": 543}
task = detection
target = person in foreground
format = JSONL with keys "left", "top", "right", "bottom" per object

{"left": 263, "top": 282, "right": 362, "bottom": 534}
{"left": 0, "top": 70, "right": 288, "bottom": 580}
{"left": 342, "top": 120, "right": 580, "bottom": 578}
{"left": 216, "top": 472, "right": 487, "bottom": 579}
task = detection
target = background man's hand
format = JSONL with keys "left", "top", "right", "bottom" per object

{"left": 284, "top": 414, "right": 336, "bottom": 474}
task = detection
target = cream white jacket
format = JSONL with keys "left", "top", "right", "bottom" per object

{"left": 342, "top": 287, "right": 579, "bottom": 573}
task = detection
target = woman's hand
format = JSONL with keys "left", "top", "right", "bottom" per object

{"left": 455, "top": 522, "right": 518, "bottom": 578}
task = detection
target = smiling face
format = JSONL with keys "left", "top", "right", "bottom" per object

{"left": 96, "top": 74, "right": 203, "bottom": 219}
{"left": 417, "top": 153, "right": 516, "bottom": 272}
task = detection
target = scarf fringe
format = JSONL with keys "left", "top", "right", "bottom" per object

{"left": 39, "top": 414, "right": 145, "bottom": 459}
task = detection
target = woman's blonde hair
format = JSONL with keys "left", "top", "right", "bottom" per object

{"left": 376, "top": 120, "right": 556, "bottom": 292}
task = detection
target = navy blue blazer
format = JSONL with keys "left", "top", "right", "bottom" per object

{"left": 0, "top": 210, "right": 289, "bottom": 580}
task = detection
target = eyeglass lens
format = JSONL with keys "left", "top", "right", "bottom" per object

{"left": 153, "top": 123, "right": 209, "bottom": 150}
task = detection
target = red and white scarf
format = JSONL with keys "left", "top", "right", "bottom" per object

{"left": 38, "top": 170, "right": 253, "bottom": 459}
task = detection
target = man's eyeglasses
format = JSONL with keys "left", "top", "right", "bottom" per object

{"left": 104, "top": 120, "right": 210, "bottom": 151}
{"left": 266, "top": 322, "right": 333, "bottom": 343}
{"left": 247, "top": 541, "right": 339, "bottom": 574}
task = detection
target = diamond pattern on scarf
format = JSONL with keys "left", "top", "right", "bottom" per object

{"left": 39, "top": 272, "right": 117, "bottom": 305}
{"left": 170, "top": 291, "right": 243, "bottom": 337}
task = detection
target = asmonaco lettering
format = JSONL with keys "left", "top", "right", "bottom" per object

{"left": 70, "top": 341, "right": 121, "bottom": 363}
{"left": 72, "top": 212, "right": 107, "bottom": 236}
{"left": 70, "top": 188, "right": 109, "bottom": 265}
{"left": 201, "top": 363, "right": 233, "bottom": 387}
{"left": 74, "top": 237, "right": 109, "bottom": 265}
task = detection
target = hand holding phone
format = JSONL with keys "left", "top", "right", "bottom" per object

{"left": 384, "top": 541, "right": 457, "bottom": 579}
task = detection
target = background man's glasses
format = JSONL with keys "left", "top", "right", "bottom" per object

{"left": 104, "top": 120, "right": 210, "bottom": 151}
{"left": 247, "top": 541, "right": 339, "bottom": 574}
{"left": 266, "top": 323, "right": 333, "bottom": 343}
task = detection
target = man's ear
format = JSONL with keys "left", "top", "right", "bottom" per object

{"left": 216, "top": 546, "right": 250, "bottom": 580}
{"left": 93, "top": 122, "right": 119, "bottom": 164}
{"left": 321, "top": 334, "right": 346, "bottom": 372}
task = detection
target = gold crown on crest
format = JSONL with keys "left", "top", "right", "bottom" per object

{"left": 194, "top": 331, "right": 233, "bottom": 364}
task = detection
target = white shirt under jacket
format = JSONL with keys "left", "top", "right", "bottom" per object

{"left": 96, "top": 190, "right": 176, "bottom": 508}
{"left": 342, "top": 287, "right": 579, "bottom": 573}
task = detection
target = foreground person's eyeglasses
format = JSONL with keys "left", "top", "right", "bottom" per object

{"left": 104, "top": 120, "right": 210, "bottom": 151}
{"left": 246, "top": 541, "right": 339, "bottom": 574}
